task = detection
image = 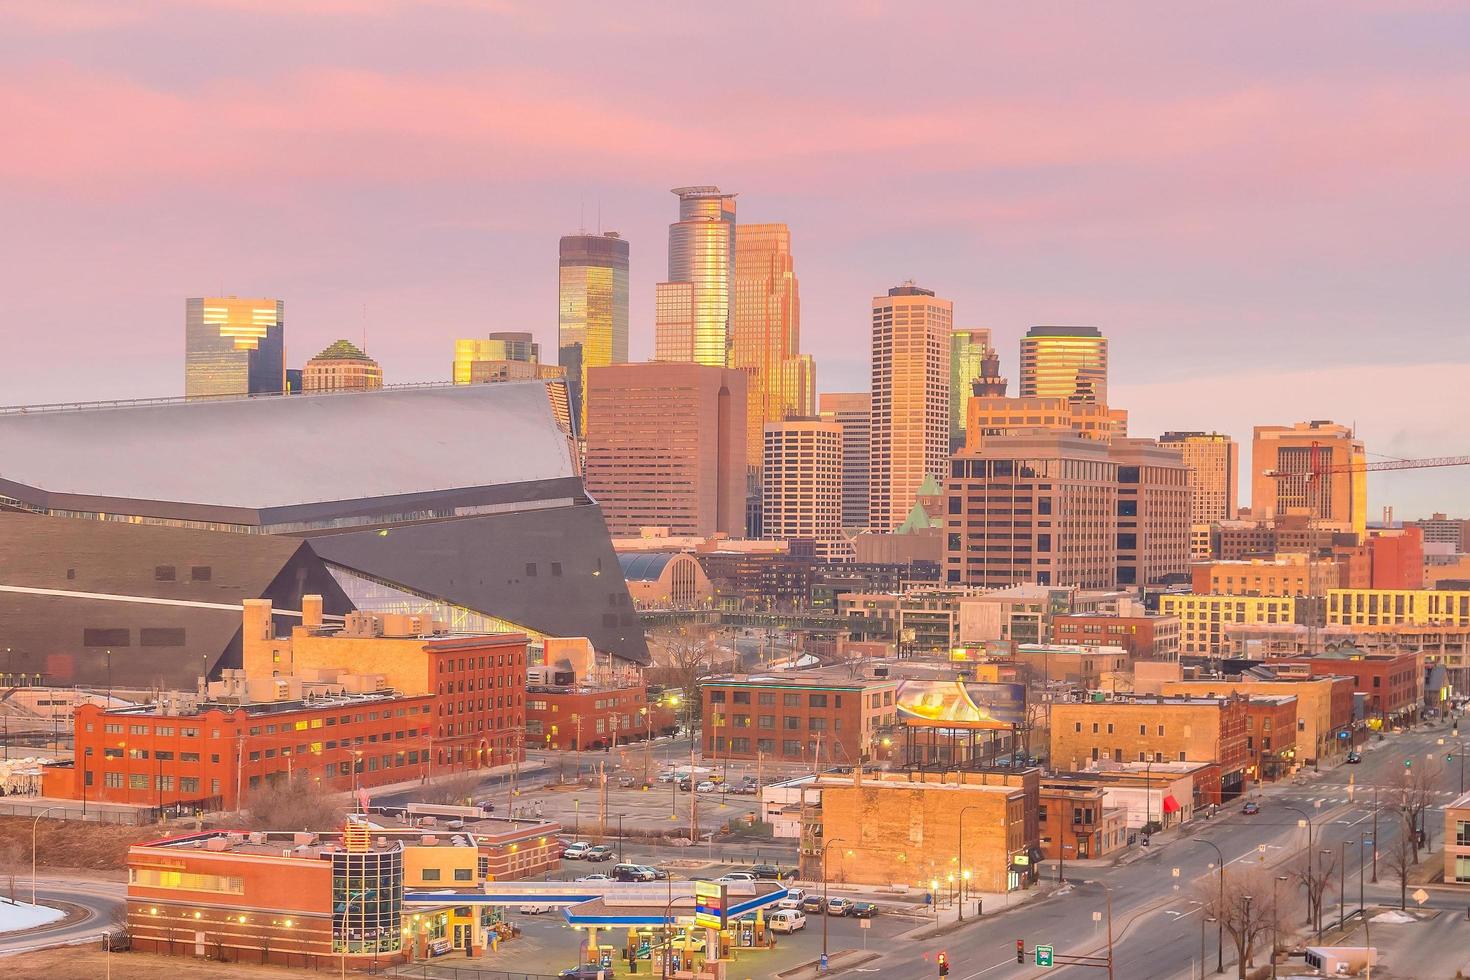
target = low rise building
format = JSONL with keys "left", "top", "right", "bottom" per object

{"left": 1444, "top": 792, "right": 1470, "bottom": 886}
{"left": 616, "top": 552, "right": 714, "bottom": 609}
{"left": 1274, "top": 648, "right": 1423, "bottom": 726}
{"left": 1159, "top": 593, "right": 1301, "bottom": 656}
{"left": 1191, "top": 553, "right": 1339, "bottom": 597}
{"left": 700, "top": 669, "right": 900, "bottom": 766}
{"left": 1243, "top": 694, "right": 1298, "bottom": 781}
{"left": 1037, "top": 780, "right": 1128, "bottom": 863}
{"left": 1051, "top": 613, "right": 1181, "bottom": 661}
{"left": 1160, "top": 676, "right": 1349, "bottom": 768}
{"left": 838, "top": 587, "right": 976, "bottom": 653}
{"left": 1009, "top": 644, "right": 1131, "bottom": 689}
{"left": 1050, "top": 694, "right": 1250, "bottom": 799}
{"left": 1326, "top": 588, "right": 1470, "bottom": 628}
{"left": 1042, "top": 762, "right": 1214, "bottom": 827}
{"left": 797, "top": 769, "right": 1041, "bottom": 894}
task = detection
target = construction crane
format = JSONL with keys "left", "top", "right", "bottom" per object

{"left": 1262, "top": 444, "right": 1470, "bottom": 481}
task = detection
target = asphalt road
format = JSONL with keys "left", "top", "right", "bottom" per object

{"left": 0, "top": 875, "right": 124, "bottom": 955}
{"left": 820, "top": 720, "right": 1469, "bottom": 980}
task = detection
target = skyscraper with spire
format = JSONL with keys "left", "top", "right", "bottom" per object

{"left": 654, "top": 186, "right": 737, "bottom": 367}
{"left": 732, "top": 222, "right": 814, "bottom": 468}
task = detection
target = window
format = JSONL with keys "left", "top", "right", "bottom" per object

{"left": 453, "top": 868, "right": 473, "bottom": 881}
{"left": 83, "top": 628, "right": 129, "bottom": 647}
{"left": 784, "top": 716, "right": 799, "bottom": 730}
{"left": 141, "top": 628, "right": 186, "bottom": 647}
{"left": 154, "top": 565, "right": 176, "bottom": 582}
{"left": 422, "top": 868, "right": 441, "bottom": 881}
{"left": 104, "top": 772, "right": 123, "bottom": 788}
{"left": 710, "top": 691, "right": 727, "bottom": 704}
{"left": 129, "top": 774, "right": 148, "bottom": 789}
{"left": 190, "top": 566, "right": 212, "bottom": 581}
{"left": 809, "top": 694, "right": 828, "bottom": 708}
{"left": 783, "top": 694, "right": 800, "bottom": 707}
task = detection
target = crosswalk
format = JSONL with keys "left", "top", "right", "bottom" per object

{"left": 1273, "top": 787, "right": 1463, "bottom": 807}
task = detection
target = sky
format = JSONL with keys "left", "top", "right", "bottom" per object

{"left": 1, "top": 1, "right": 1468, "bottom": 517}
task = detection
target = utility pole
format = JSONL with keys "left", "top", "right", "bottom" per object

{"left": 689, "top": 740, "right": 698, "bottom": 843}
{"left": 1371, "top": 786, "right": 1379, "bottom": 882}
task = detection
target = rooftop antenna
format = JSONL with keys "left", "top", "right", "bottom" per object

{"left": 597, "top": 199, "right": 602, "bottom": 234}
{"left": 362, "top": 304, "right": 368, "bottom": 354}
{"left": 579, "top": 198, "right": 586, "bottom": 234}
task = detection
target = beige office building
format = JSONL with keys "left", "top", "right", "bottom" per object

{"left": 583, "top": 362, "right": 747, "bottom": 538}
{"left": 731, "top": 223, "right": 815, "bottom": 469}
{"left": 945, "top": 430, "right": 1118, "bottom": 588}
{"left": 761, "top": 419, "right": 845, "bottom": 560}
{"left": 1112, "top": 438, "right": 1191, "bottom": 587}
{"left": 966, "top": 395, "right": 1127, "bottom": 446}
{"left": 870, "top": 285, "right": 952, "bottom": 531}
{"left": 1019, "top": 326, "right": 1108, "bottom": 404}
{"left": 819, "top": 392, "right": 871, "bottom": 531}
{"left": 1251, "top": 421, "right": 1367, "bottom": 534}
{"left": 1159, "top": 431, "right": 1238, "bottom": 525}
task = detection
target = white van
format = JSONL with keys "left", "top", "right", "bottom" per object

{"left": 777, "top": 887, "right": 807, "bottom": 910}
{"left": 769, "top": 909, "right": 807, "bottom": 933}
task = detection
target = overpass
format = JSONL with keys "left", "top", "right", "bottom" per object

{"left": 640, "top": 608, "right": 894, "bottom": 639}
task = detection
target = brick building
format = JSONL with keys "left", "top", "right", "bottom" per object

{"left": 798, "top": 769, "right": 1040, "bottom": 894}
{"left": 1051, "top": 614, "right": 1181, "bottom": 661}
{"left": 1191, "top": 553, "right": 1340, "bottom": 597}
{"left": 1160, "top": 593, "right": 1301, "bottom": 656}
{"left": 1276, "top": 648, "right": 1423, "bottom": 725}
{"left": 1009, "top": 644, "right": 1131, "bottom": 688}
{"left": 1160, "top": 676, "right": 1350, "bottom": 769}
{"left": 524, "top": 683, "right": 677, "bottom": 752}
{"left": 1037, "top": 780, "right": 1128, "bottom": 863}
{"left": 1367, "top": 527, "right": 1425, "bottom": 589}
{"left": 1049, "top": 695, "right": 1251, "bottom": 798}
{"left": 1243, "top": 695, "right": 1298, "bottom": 781}
{"left": 700, "top": 670, "right": 899, "bottom": 766}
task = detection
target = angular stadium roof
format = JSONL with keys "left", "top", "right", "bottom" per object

{"left": 0, "top": 382, "right": 576, "bottom": 522}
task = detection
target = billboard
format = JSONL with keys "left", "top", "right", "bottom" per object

{"left": 694, "top": 880, "right": 727, "bottom": 930}
{"left": 895, "top": 679, "right": 1025, "bottom": 730}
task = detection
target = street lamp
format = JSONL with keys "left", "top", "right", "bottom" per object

{"left": 821, "top": 837, "right": 846, "bottom": 969}
{"left": 31, "top": 805, "right": 63, "bottom": 903}
{"left": 957, "top": 805, "right": 982, "bottom": 919}
{"left": 1280, "top": 803, "right": 1317, "bottom": 936}
{"left": 1202, "top": 915, "right": 1217, "bottom": 980}
{"left": 1192, "top": 838, "right": 1226, "bottom": 974}
{"left": 1271, "top": 874, "right": 1288, "bottom": 979}
{"left": 339, "top": 890, "right": 363, "bottom": 980}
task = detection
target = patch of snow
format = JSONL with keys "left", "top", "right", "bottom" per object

{"left": 1370, "top": 910, "right": 1417, "bottom": 924}
{"left": 0, "top": 900, "right": 64, "bottom": 933}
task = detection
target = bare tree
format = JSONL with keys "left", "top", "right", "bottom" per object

{"left": 1388, "top": 761, "right": 1442, "bottom": 863}
{"left": 0, "top": 839, "right": 21, "bottom": 903}
{"left": 418, "top": 770, "right": 482, "bottom": 806}
{"left": 655, "top": 628, "right": 718, "bottom": 725}
{"left": 1384, "top": 814, "right": 1416, "bottom": 910}
{"left": 1196, "top": 867, "right": 1289, "bottom": 979}
{"left": 1289, "top": 847, "right": 1337, "bottom": 934}
{"left": 244, "top": 778, "right": 347, "bottom": 830}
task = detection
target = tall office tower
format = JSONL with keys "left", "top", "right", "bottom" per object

{"left": 762, "top": 419, "right": 846, "bottom": 560}
{"left": 1159, "top": 431, "right": 1239, "bottom": 525}
{"left": 869, "top": 285, "right": 952, "bottom": 531}
{"left": 583, "top": 362, "right": 747, "bottom": 538}
{"left": 945, "top": 431, "right": 1118, "bottom": 588}
{"left": 654, "top": 186, "right": 737, "bottom": 367}
{"left": 1019, "top": 326, "right": 1108, "bottom": 404}
{"left": 731, "top": 223, "right": 815, "bottom": 468}
{"left": 452, "top": 332, "right": 540, "bottom": 384}
{"left": 1111, "top": 438, "right": 1191, "bottom": 586}
{"left": 301, "top": 340, "right": 383, "bottom": 392}
{"left": 818, "top": 392, "right": 871, "bottom": 531}
{"left": 949, "top": 328, "right": 992, "bottom": 451}
{"left": 184, "top": 296, "right": 285, "bottom": 400}
{"left": 558, "top": 231, "right": 630, "bottom": 433}
{"left": 1251, "top": 421, "right": 1367, "bottom": 535}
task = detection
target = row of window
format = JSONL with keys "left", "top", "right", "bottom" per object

{"left": 708, "top": 690, "right": 845, "bottom": 708}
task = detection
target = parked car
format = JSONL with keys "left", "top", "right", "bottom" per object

{"left": 1346, "top": 751, "right": 1362, "bottom": 764}
{"left": 613, "top": 863, "right": 656, "bottom": 882}
{"left": 561, "top": 841, "right": 592, "bottom": 860}
{"left": 640, "top": 866, "right": 669, "bottom": 880}
{"left": 559, "top": 969, "right": 606, "bottom": 980}
{"left": 618, "top": 774, "right": 637, "bottom": 788}
{"left": 696, "top": 780, "right": 717, "bottom": 793}
{"left": 669, "top": 932, "right": 707, "bottom": 952}
{"left": 800, "top": 895, "right": 826, "bottom": 914}
{"left": 1242, "top": 801, "right": 1261, "bottom": 815}
{"left": 777, "top": 888, "right": 807, "bottom": 910}
{"left": 519, "top": 903, "right": 556, "bottom": 914}
{"left": 576, "top": 873, "right": 613, "bottom": 882}
{"left": 745, "top": 865, "right": 784, "bottom": 880}
{"left": 848, "top": 901, "right": 879, "bottom": 918}
{"left": 825, "top": 897, "right": 853, "bottom": 916}
{"left": 769, "top": 909, "right": 807, "bottom": 933}
{"left": 677, "top": 779, "right": 692, "bottom": 792}
{"left": 716, "top": 872, "right": 756, "bottom": 884}
{"left": 585, "top": 845, "right": 615, "bottom": 862}
{"left": 657, "top": 771, "right": 677, "bottom": 783}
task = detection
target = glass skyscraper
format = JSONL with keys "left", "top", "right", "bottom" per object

{"left": 655, "top": 186, "right": 737, "bottom": 367}
{"left": 558, "top": 231, "right": 629, "bottom": 433}
{"left": 184, "top": 296, "right": 285, "bottom": 400}
{"left": 732, "top": 223, "right": 814, "bottom": 468}
{"left": 949, "top": 327, "right": 992, "bottom": 450}
{"left": 453, "top": 332, "right": 541, "bottom": 385}
{"left": 1018, "top": 325, "right": 1108, "bottom": 404}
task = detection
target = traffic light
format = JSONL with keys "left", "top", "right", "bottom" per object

{"left": 1017, "top": 939, "right": 1025, "bottom": 963}
{"left": 1405, "top": 759, "right": 1413, "bottom": 769}
{"left": 938, "top": 951, "right": 949, "bottom": 977}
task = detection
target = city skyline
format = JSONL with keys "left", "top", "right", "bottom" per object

{"left": 1, "top": 3, "right": 1468, "bottom": 516}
